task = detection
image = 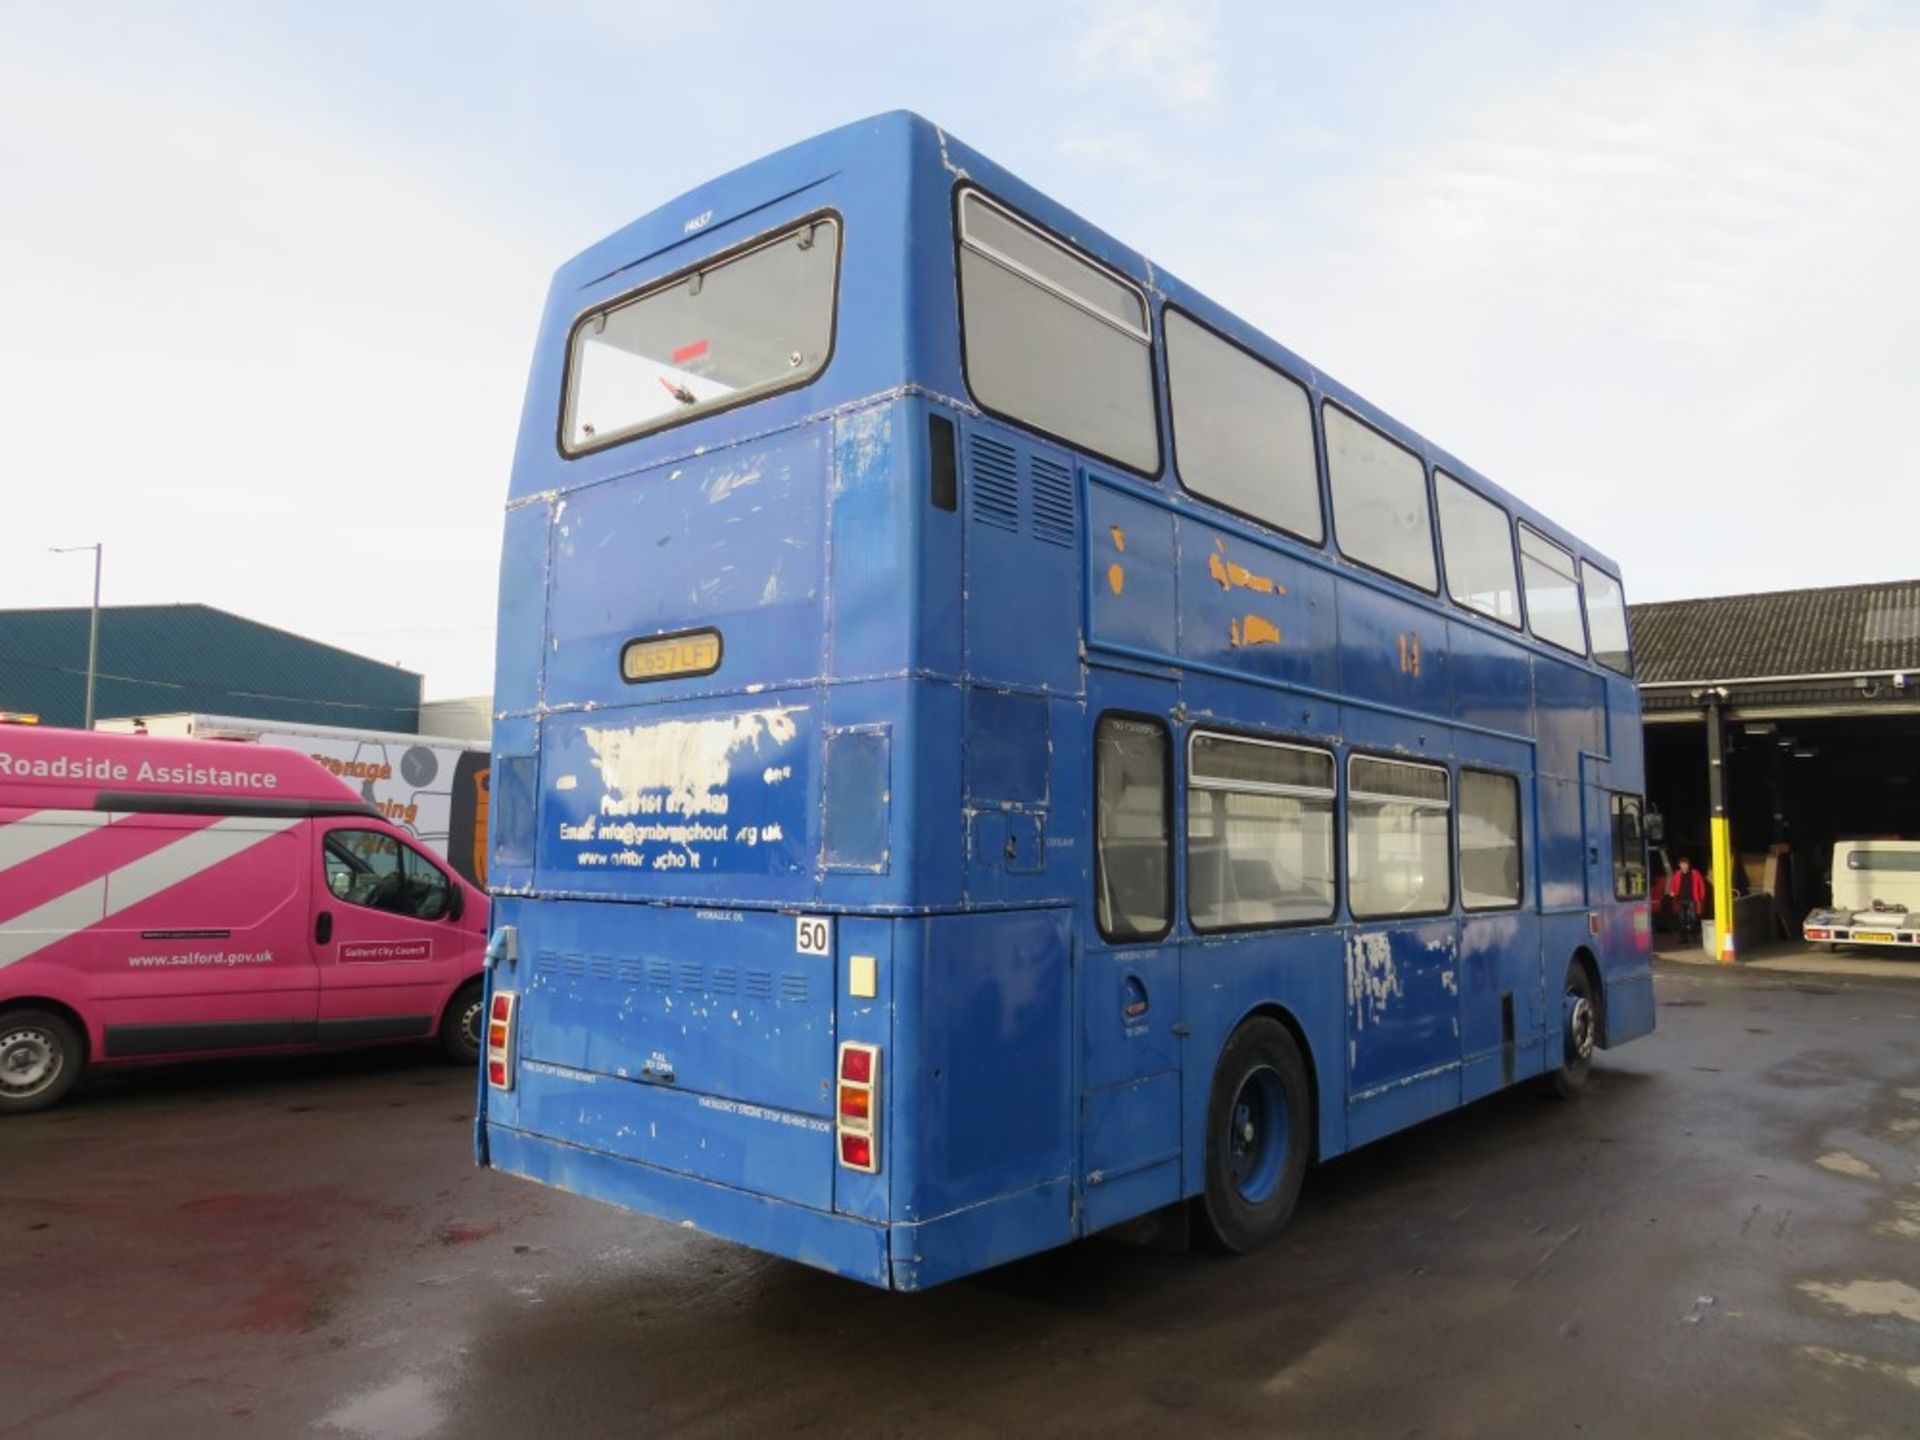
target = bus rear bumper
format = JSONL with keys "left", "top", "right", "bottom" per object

{"left": 484, "top": 1124, "right": 893, "bottom": 1288}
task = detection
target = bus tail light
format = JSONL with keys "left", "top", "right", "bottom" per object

{"left": 836, "top": 1042, "right": 879, "bottom": 1173}
{"left": 487, "top": 991, "right": 518, "bottom": 1091}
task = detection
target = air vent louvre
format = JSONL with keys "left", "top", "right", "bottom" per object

{"left": 1030, "top": 455, "right": 1075, "bottom": 547}
{"left": 969, "top": 435, "right": 1020, "bottom": 533}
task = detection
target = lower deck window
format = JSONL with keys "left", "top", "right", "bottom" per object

{"left": 1459, "top": 769, "right": 1522, "bottom": 909}
{"left": 1095, "top": 716, "right": 1170, "bottom": 940}
{"left": 1187, "top": 732, "right": 1335, "bottom": 931}
{"left": 1348, "top": 756, "right": 1452, "bottom": 918}
{"left": 1612, "top": 794, "right": 1648, "bottom": 899}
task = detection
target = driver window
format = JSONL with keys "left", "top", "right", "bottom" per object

{"left": 324, "top": 830, "right": 450, "bottom": 920}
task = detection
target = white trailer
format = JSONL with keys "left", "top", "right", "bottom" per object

{"left": 1802, "top": 839, "right": 1920, "bottom": 951}
{"left": 94, "top": 712, "right": 490, "bottom": 886}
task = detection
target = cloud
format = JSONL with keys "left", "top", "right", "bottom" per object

{"left": 1073, "top": 0, "right": 1224, "bottom": 116}
{"left": 1178, "top": 3, "right": 1920, "bottom": 601}
{"left": 0, "top": 13, "right": 560, "bottom": 697}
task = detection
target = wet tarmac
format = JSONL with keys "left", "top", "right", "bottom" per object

{"left": 4, "top": 960, "right": 1918, "bottom": 1439}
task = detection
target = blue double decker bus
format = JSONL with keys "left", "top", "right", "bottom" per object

{"left": 477, "top": 113, "right": 1654, "bottom": 1290}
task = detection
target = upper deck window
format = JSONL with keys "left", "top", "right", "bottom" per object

{"left": 1326, "top": 405, "right": 1437, "bottom": 592}
{"left": 1165, "top": 309, "right": 1322, "bottom": 544}
{"left": 1519, "top": 524, "right": 1587, "bottom": 656}
{"left": 957, "top": 190, "right": 1158, "bottom": 474}
{"left": 561, "top": 216, "right": 841, "bottom": 455}
{"left": 1435, "top": 471, "right": 1521, "bottom": 628}
{"left": 1582, "top": 562, "right": 1633, "bottom": 674}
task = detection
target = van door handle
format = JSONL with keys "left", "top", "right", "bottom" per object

{"left": 315, "top": 912, "right": 332, "bottom": 945}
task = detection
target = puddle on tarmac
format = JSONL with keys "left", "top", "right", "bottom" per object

{"left": 321, "top": 1373, "right": 443, "bottom": 1440}
{"left": 1798, "top": 1279, "right": 1920, "bottom": 1324}
{"left": 1816, "top": 1151, "right": 1882, "bottom": 1179}
{"left": 1798, "top": 1346, "right": 1920, "bottom": 1391}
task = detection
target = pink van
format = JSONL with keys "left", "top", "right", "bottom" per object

{"left": 0, "top": 726, "right": 489, "bottom": 1113}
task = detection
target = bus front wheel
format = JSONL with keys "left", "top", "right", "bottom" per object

{"left": 1197, "top": 1017, "right": 1311, "bottom": 1254}
{"left": 1540, "top": 963, "right": 1598, "bottom": 1100}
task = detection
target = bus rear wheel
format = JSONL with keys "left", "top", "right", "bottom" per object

{"left": 0, "top": 1009, "right": 83, "bottom": 1115}
{"left": 1197, "top": 1017, "right": 1310, "bottom": 1254}
{"left": 1539, "top": 963, "right": 1598, "bottom": 1100}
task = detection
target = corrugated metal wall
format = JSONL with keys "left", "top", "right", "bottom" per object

{"left": 0, "top": 605, "right": 420, "bottom": 731}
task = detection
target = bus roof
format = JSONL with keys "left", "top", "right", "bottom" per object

{"left": 0, "top": 725, "right": 372, "bottom": 815}
{"left": 546, "top": 109, "right": 1618, "bottom": 578}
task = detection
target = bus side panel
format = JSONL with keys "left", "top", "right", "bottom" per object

{"left": 888, "top": 910, "right": 1073, "bottom": 1272}
{"left": 1179, "top": 927, "right": 1350, "bottom": 1195}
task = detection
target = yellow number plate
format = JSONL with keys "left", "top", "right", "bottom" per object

{"left": 1850, "top": 930, "right": 1895, "bottom": 943}
{"left": 621, "top": 629, "right": 722, "bottom": 683}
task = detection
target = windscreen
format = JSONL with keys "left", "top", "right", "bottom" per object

{"left": 562, "top": 216, "right": 840, "bottom": 454}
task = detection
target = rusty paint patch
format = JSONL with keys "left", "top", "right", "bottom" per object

{"left": 1107, "top": 563, "right": 1125, "bottom": 596}
{"left": 1109, "top": 524, "right": 1127, "bottom": 552}
{"left": 1208, "top": 548, "right": 1284, "bottom": 596}
{"left": 1230, "top": 614, "right": 1281, "bottom": 648}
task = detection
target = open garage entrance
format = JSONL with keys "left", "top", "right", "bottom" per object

{"left": 1632, "top": 580, "right": 1920, "bottom": 950}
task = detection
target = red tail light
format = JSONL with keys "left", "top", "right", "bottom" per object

{"left": 487, "top": 991, "right": 517, "bottom": 1091}
{"left": 836, "top": 1042, "right": 879, "bottom": 1173}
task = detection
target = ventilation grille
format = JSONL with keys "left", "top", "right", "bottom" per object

{"left": 533, "top": 949, "right": 808, "bottom": 1003}
{"left": 968, "top": 435, "right": 1020, "bottom": 532}
{"left": 1029, "top": 456, "right": 1075, "bottom": 547}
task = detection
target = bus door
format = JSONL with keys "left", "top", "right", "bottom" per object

{"left": 1082, "top": 696, "right": 1183, "bottom": 1233}
{"left": 1343, "top": 754, "right": 1461, "bottom": 1143}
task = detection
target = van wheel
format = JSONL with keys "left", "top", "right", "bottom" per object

{"left": 0, "top": 1010, "right": 83, "bottom": 1115}
{"left": 1539, "top": 964, "right": 1598, "bottom": 1100}
{"left": 439, "top": 982, "right": 484, "bottom": 1065}
{"left": 1195, "top": 1017, "right": 1311, "bottom": 1254}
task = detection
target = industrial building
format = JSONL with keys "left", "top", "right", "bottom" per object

{"left": 0, "top": 603, "right": 422, "bottom": 732}
{"left": 1631, "top": 578, "right": 1920, "bottom": 953}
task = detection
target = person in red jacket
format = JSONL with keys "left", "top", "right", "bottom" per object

{"left": 1661, "top": 856, "right": 1708, "bottom": 944}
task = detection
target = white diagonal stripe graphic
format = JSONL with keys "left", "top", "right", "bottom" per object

{"left": 0, "top": 809, "right": 114, "bottom": 876}
{"left": 0, "top": 879, "right": 108, "bottom": 970}
{"left": 0, "top": 815, "right": 302, "bottom": 972}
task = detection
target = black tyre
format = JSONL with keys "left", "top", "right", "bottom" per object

{"left": 1196, "top": 1017, "right": 1311, "bottom": 1254}
{"left": 1540, "top": 963, "right": 1598, "bottom": 1100}
{"left": 439, "top": 981, "right": 484, "bottom": 1065}
{"left": 0, "top": 1009, "right": 83, "bottom": 1115}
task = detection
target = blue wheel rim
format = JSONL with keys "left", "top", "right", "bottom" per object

{"left": 1227, "top": 1065, "right": 1289, "bottom": 1203}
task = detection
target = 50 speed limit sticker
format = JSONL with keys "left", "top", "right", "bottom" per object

{"left": 795, "top": 915, "right": 833, "bottom": 956}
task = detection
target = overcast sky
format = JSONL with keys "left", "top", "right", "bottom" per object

{"left": 2, "top": 0, "right": 1915, "bottom": 701}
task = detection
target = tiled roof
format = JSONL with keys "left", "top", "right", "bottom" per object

{"left": 0, "top": 604, "right": 420, "bottom": 731}
{"left": 1629, "top": 580, "right": 1920, "bottom": 685}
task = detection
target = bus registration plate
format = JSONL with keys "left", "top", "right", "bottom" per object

{"left": 1850, "top": 930, "right": 1895, "bottom": 943}
{"left": 621, "top": 628, "right": 722, "bottom": 683}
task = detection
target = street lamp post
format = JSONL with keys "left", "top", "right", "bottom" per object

{"left": 50, "top": 543, "right": 102, "bottom": 730}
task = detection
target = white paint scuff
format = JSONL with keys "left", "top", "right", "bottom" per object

{"left": 583, "top": 708, "right": 802, "bottom": 819}
{"left": 1346, "top": 931, "right": 1402, "bottom": 1030}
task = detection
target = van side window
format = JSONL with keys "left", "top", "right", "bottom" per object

{"left": 324, "top": 830, "right": 451, "bottom": 920}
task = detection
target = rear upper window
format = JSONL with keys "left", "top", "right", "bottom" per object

{"left": 1848, "top": 848, "right": 1920, "bottom": 872}
{"left": 957, "top": 190, "right": 1159, "bottom": 474}
{"left": 1582, "top": 562, "right": 1633, "bottom": 674}
{"left": 1165, "top": 309, "right": 1322, "bottom": 543}
{"left": 1326, "top": 405, "right": 1437, "bottom": 591}
{"left": 1519, "top": 524, "right": 1587, "bottom": 655}
{"left": 561, "top": 215, "right": 841, "bottom": 455}
{"left": 1436, "top": 471, "right": 1521, "bottom": 628}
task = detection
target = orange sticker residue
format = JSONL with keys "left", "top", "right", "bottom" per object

{"left": 1107, "top": 563, "right": 1125, "bottom": 596}
{"left": 1208, "top": 550, "right": 1284, "bottom": 596}
{"left": 1109, "top": 525, "right": 1127, "bottom": 552}
{"left": 1230, "top": 615, "right": 1282, "bottom": 648}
